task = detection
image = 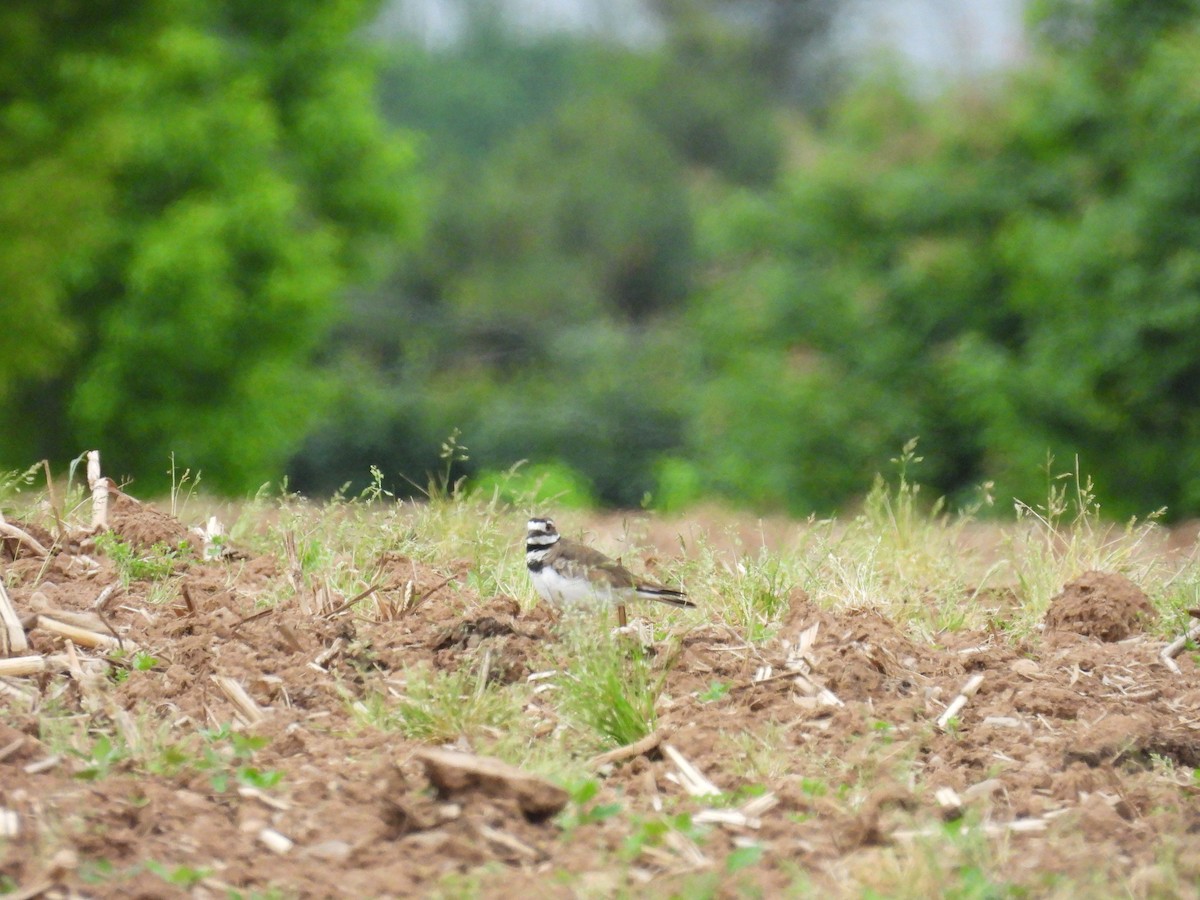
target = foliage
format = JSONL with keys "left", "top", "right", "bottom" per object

{"left": 288, "top": 11, "right": 782, "bottom": 505}
{"left": 558, "top": 627, "right": 673, "bottom": 747}
{"left": 689, "top": 2, "right": 1200, "bottom": 517}
{"left": 472, "top": 461, "right": 598, "bottom": 511}
{"left": 356, "top": 661, "right": 524, "bottom": 743}
{"left": 94, "top": 532, "right": 189, "bottom": 585}
{"left": 0, "top": 0, "right": 419, "bottom": 493}
{"left": 11, "top": 0, "right": 1200, "bottom": 519}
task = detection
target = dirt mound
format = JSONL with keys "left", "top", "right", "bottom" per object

{"left": 1044, "top": 570, "right": 1157, "bottom": 641}
{"left": 108, "top": 491, "right": 197, "bottom": 551}
{"left": 431, "top": 596, "right": 550, "bottom": 684}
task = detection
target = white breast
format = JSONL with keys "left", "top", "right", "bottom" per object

{"left": 530, "top": 565, "right": 623, "bottom": 609}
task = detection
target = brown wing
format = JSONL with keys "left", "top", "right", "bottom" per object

{"left": 555, "top": 538, "right": 637, "bottom": 589}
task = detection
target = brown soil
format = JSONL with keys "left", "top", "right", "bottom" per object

{"left": 1045, "top": 570, "right": 1158, "bottom": 641}
{"left": 2, "top": 503, "right": 1199, "bottom": 897}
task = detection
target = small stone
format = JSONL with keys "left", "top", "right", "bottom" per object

{"left": 1010, "top": 658, "right": 1040, "bottom": 677}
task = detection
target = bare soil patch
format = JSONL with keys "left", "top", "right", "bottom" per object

{"left": 2, "top": 500, "right": 1199, "bottom": 897}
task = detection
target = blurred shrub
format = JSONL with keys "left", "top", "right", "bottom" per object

{"left": 0, "top": 1, "right": 419, "bottom": 492}
{"left": 284, "top": 0, "right": 1200, "bottom": 519}
{"left": 290, "top": 18, "right": 783, "bottom": 504}
{"left": 473, "top": 461, "right": 597, "bottom": 511}
{"left": 690, "top": 3, "right": 1200, "bottom": 517}
{"left": 651, "top": 457, "right": 706, "bottom": 513}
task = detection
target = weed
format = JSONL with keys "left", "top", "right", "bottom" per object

{"left": 706, "top": 545, "right": 793, "bottom": 639}
{"left": 619, "top": 811, "right": 708, "bottom": 863}
{"left": 353, "top": 660, "right": 523, "bottom": 744}
{"left": 558, "top": 779, "right": 623, "bottom": 830}
{"left": 422, "top": 427, "right": 469, "bottom": 501}
{"left": 167, "top": 452, "right": 201, "bottom": 520}
{"left": 557, "top": 624, "right": 674, "bottom": 748}
{"left": 73, "top": 733, "right": 128, "bottom": 780}
{"left": 94, "top": 532, "right": 189, "bottom": 585}
{"left": 144, "top": 860, "right": 212, "bottom": 889}
{"left": 197, "top": 726, "right": 283, "bottom": 793}
{"left": 698, "top": 680, "right": 730, "bottom": 702}
{"left": 0, "top": 461, "right": 42, "bottom": 507}
{"left": 1005, "top": 454, "right": 1170, "bottom": 630}
{"left": 725, "top": 843, "right": 765, "bottom": 873}
{"left": 723, "top": 723, "right": 794, "bottom": 782}
{"left": 800, "top": 777, "right": 828, "bottom": 798}
{"left": 77, "top": 859, "right": 117, "bottom": 884}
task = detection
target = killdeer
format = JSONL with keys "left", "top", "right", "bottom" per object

{"left": 525, "top": 517, "right": 694, "bottom": 625}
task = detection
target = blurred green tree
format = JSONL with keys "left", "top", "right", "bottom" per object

{"left": 690, "top": 0, "right": 1200, "bottom": 517}
{"left": 291, "top": 16, "right": 783, "bottom": 502}
{"left": 0, "top": 0, "right": 418, "bottom": 491}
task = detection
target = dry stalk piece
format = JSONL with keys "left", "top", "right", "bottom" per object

{"left": 0, "top": 807, "right": 18, "bottom": 838}
{"left": 662, "top": 744, "right": 722, "bottom": 798}
{"left": 42, "top": 458, "right": 65, "bottom": 542}
{"left": 588, "top": 730, "right": 663, "bottom": 770}
{"left": 790, "top": 671, "right": 844, "bottom": 707}
{"left": 963, "top": 778, "right": 1005, "bottom": 802}
{"left": 3, "top": 880, "right": 53, "bottom": 900}
{"left": 400, "top": 573, "right": 457, "bottom": 618}
{"left": 982, "top": 716, "right": 1024, "bottom": 729}
{"left": 795, "top": 620, "right": 820, "bottom": 656}
{"left": 313, "top": 638, "right": 345, "bottom": 668}
{"left": 741, "top": 791, "right": 779, "bottom": 819}
{"left": 36, "top": 615, "right": 125, "bottom": 651}
{"left": 0, "top": 654, "right": 77, "bottom": 677}
{"left": 87, "top": 450, "right": 108, "bottom": 530}
{"left": 993, "top": 817, "right": 1049, "bottom": 835}
{"left": 936, "top": 674, "right": 986, "bottom": 730}
{"left": 283, "top": 531, "right": 301, "bottom": 592}
{"left": 0, "top": 579, "right": 28, "bottom": 654}
{"left": 23, "top": 755, "right": 61, "bottom": 774}
{"left": 694, "top": 807, "right": 759, "bottom": 829}
{"left": 231, "top": 608, "right": 274, "bottom": 632}
{"left": 309, "top": 579, "right": 335, "bottom": 616}
{"left": 400, "top": 579, "right": 415, "bottom": 614}
{"left": 321, "top": 582, "right": 383, "bottom": 621}
{"left": 892, "top": 817, "right": 1049, "bottom": 841}
{"left": 663, "top": 828, "right": 709, "bottom": 868}
{"left": 237, "top": 786, "right": 292, "bottom": 811}
{"left": 258, "top": 827, "right": 294, "bottom": 854}
{"left": 30, "top": 603, "right": 110, "bottom": 634}
{"left": 694, "top": 789, "right": 777, "bottom": 830}
{"left": 1160, "top": 621, "right": 1200, "bottom": 675}
{"left": 0, "top": 737, "right": 26, "bottom": 763}
{"left": 212, "top": 675, "right": 268, "bottom": 725}
{"left": 0, "top": 520, "right": 50, "bottom": 558}
{"left": 178, "top": 581, "right": 196, "bottom": 616}
{"left": 476, "top": 823, "right": 543, "bottom": 861}
{"left": 935, "top": 787, "right": 964, "bottom": 810}
{"left": 62, "top": 639, "right": 104, "bottom": 714}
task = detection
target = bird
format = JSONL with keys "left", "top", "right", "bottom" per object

{"left": 525, "top": 517, "right": 694, "bottom": 626}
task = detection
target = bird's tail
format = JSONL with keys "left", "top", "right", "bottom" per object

{"left": 634, "top": 583, "right": 695, "bottom": 608}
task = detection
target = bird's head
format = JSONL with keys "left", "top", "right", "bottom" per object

{"left": 525, "top": 517, "right": 559, "bottom": 545}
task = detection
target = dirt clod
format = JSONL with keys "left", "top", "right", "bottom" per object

{"left": 1044, "top": 570, "right": 1157, "bottom": 641}
{"left": 416, "top": 748, "right": 570, "bottom": 821}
